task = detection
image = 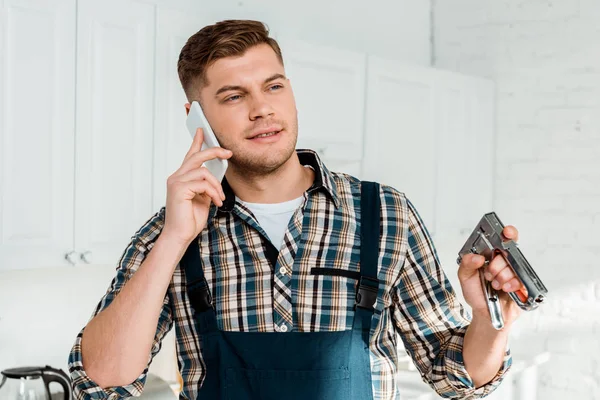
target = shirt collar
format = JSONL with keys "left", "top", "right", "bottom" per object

{"left": 216, "top": 149, "right": 340, "bottom": 214}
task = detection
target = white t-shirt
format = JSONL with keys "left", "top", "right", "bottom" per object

{"left": 237, "top": 195, "right": 304, "bottom": 250}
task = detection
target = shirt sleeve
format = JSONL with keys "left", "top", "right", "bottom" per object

{"left": 391, "top": 197, "right": 512, "bottom": 399}
{"left": 68, "top": 208, "right": 174, "bottom": 400}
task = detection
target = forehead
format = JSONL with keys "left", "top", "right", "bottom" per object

{"left": 204, "top": 43, "right": 285, "bottom": 88}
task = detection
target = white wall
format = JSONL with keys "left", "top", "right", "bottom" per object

{"left": 0, "top": 0, "right": 431, "bottom": 386}
{"left": 434, "top": 1, "right": 600, "bottom": 398}
{"left": 201, "top": 0, "right": 432, "bottom": 66}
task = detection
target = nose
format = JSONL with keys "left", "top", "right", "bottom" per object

{"left": 249, "top": 92, "right": 275, "bottom": 121}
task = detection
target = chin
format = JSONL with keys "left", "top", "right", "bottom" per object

{"left": 233, "top": 143, "right": 296, "bottom": 175}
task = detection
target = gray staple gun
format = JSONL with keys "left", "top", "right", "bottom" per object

{"left": 456, "top": 212, "right": 548, "bottom": 330}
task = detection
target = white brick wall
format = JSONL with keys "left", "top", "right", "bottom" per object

{"left": 434, "top": 1, "right": 600, "bottom": 398}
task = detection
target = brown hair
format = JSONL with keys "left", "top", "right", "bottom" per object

{"left": 177, "top": 20, "right": 284, "bottom": 100}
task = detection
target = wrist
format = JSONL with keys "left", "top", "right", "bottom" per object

{"left": 470, "top": 312, "right": 513, "bottom": 337}
{"left": 159, "top": 229, "right": 194, "bottom": 249}
{"left": 154, "top": 232, "right": 192, "bottom": 260}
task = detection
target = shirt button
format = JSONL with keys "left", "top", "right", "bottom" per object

{"left": 279, "top": 324, "right": 288, "bottom": 332}
{"left": 279, "top": 267, "right": 290, "bottom": 276}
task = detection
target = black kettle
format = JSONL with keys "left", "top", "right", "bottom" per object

{"left": 0, "top": 365, "right": 72, "bottom": 400}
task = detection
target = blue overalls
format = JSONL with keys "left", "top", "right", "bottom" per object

{"left": 179, "top": 181, "right": 381, "bottom": 400}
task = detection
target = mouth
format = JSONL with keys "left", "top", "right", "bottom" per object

{"left": 248, "top": 128, "right": 283, "bottom": 141}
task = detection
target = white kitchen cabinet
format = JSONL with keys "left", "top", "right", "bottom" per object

{"left": 434, "top": 70, "right": 495, "bottom": 240}
{"left": 0, "top": 3, "right": 494, "bottom": 272}
{"left": 362, "top": 56, "right": 495, "bottom": 304}
{"left": 428, "top": 71, "right": 494, "bottom": 299}
{"left": 433, "top": 71, "right": 495, "bottom": 293}
{"left": 0, "top": 0, "right": 201, "bottom": 271}
{"left": 0, "top": 0, "right": 76, "bottom": 270}
{"left": 278, "top": 38, "right": 367, "bottom": 163}
{"left": 73, "top": 0, "right": 156, "bottom": 267}
{"left": 362, "top": 56, "right": 437, "bottom": 232}
{"left": 363, "top": 56, "right": 495, "bottom": 238}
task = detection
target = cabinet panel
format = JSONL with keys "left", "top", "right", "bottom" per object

{"left": 434, "top": 71, "right": 469, "bottom": 239}
{"left": 74, "top": 0, "right": 155, "bottom": 266}
{"left": 432, "top": 72, "right": 495, "bottom": 304}
{"left": 363, "top": 56, "right": 495, "bottom": 278}
{"left": 363, "top": 56, "right": 437, "bottom": 233}
{"left": 434, "top": 71, "right": 495, "bottom": 239}
{"left": 280, "top": 39, "right": 367, "bottom": 162}
{"left": 0, "top": 0, "right": 76, "bottom": 270}
{"left": 468, "top": 78, "right": 495, "bottom": 224}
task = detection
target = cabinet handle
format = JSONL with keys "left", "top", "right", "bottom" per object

{"left": 80, "top": 251, "right": 93, "bottom": 264}
{"left": 65, "top": 251, "right": 79, "bottom": 266}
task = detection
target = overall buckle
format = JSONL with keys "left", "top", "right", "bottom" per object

{"left": 188, "top": 280, "right": 213, "bottom": 312}
{"left": 355, "top": 276, "right": 379, "bottom": 310}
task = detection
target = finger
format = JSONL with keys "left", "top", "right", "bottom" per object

{"left": 490, "top": 266, "right": 517, "bottom": 290}
{"left": 502, "top": 225, "right": 519, "bottom": 242}
{"left": 178, "top": 147, "right": 232, "bottom": 176}
{"left": 183, "top": 127, "right": 204, "bottom": 164}
{"left": 485, "top": 254, "right": 509, "bottom": 279}
{"left": 176, "top": 167, "right": 226, "bottom": 200}
{"left": 177, "top": 180, "right": 223, "bottom": 206}
{"left": 460, "top": 254, "right": 486, "bottom": 272}
{"left": 499, "top": 277, "right": 524, "bottom": 293}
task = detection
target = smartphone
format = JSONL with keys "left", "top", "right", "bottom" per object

{"left": 185, "top": 101, "right": 229, "bottom": 182}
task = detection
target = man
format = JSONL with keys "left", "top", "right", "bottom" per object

{"left": 69, "top": 20, "right": 523, "bottom": 400}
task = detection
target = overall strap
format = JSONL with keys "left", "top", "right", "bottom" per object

{"left": 353, "top": 181, "right": 381, "bottom": 342}
{"left": 180, "top": 236, "right": 218, "bottom": 332}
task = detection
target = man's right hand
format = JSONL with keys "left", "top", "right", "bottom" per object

{"left": 162, "top": 127, "right": 233, "bottom": 246}
{"left": 80, "top": 128, "right": 232, "bottom": 389}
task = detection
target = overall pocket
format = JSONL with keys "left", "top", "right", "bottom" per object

{"left": 224, "top": 367, "right": 350, "bottom": 400}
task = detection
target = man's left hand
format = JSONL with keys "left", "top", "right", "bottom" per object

{"left": 457, "top": 225, "right": 524, "bottom": 328}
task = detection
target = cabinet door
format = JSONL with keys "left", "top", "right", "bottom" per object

{"left": 362, "top": 56, "right": 437, "bottom": 234}
{"left": 433, "top": 71, "right": 470, "bottom": 242}
{"left": 153, "top": 8, "right": 212, "bottom": 211}
{"left": 74, "top": 0, "right": 155, "bottom": 266}
{"left": 467, "top": 78, "right": 495, "bottom": 224}
{"left": 0, "top": 0, "right": 76, "bottom": 271}
{"left": 279, "top": 38, "right": 367, "bottom": 163}
{"left": 434, "top": 71, "right": 495, "bottom": 240}
{"left": 431, "top": 72, "right": 495, "bottom": 303}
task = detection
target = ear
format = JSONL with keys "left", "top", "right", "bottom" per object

{"left": 184, "top": 102, "right": 191, "bottom": 116}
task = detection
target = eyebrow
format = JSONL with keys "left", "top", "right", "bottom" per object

{"left": 214, "top": 73, "right": 287, "bottom": 97}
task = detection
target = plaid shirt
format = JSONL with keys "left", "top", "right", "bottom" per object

{"left": 68, "top": 149, "right": 511, "bottom": 400}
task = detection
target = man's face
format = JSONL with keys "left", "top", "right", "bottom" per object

{"left": 192, "top": 43, "right": 298, "bottom": 176}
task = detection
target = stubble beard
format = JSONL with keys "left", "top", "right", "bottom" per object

{"left": 218, "top": 117, "right": 299, "bottom": 179}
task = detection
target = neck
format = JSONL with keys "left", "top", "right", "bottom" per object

{"left": 225, "top": 152, "right": 315, "bottom": 204}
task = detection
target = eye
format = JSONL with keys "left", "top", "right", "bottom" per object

{"left": 269, "top": 84, "right": 283, "bottom": 91}
{"left": 225, "top": 94, "right": 242, "bottom": 102}
{"left": 226, "top": 95, "right": 240, "bottom": 101}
